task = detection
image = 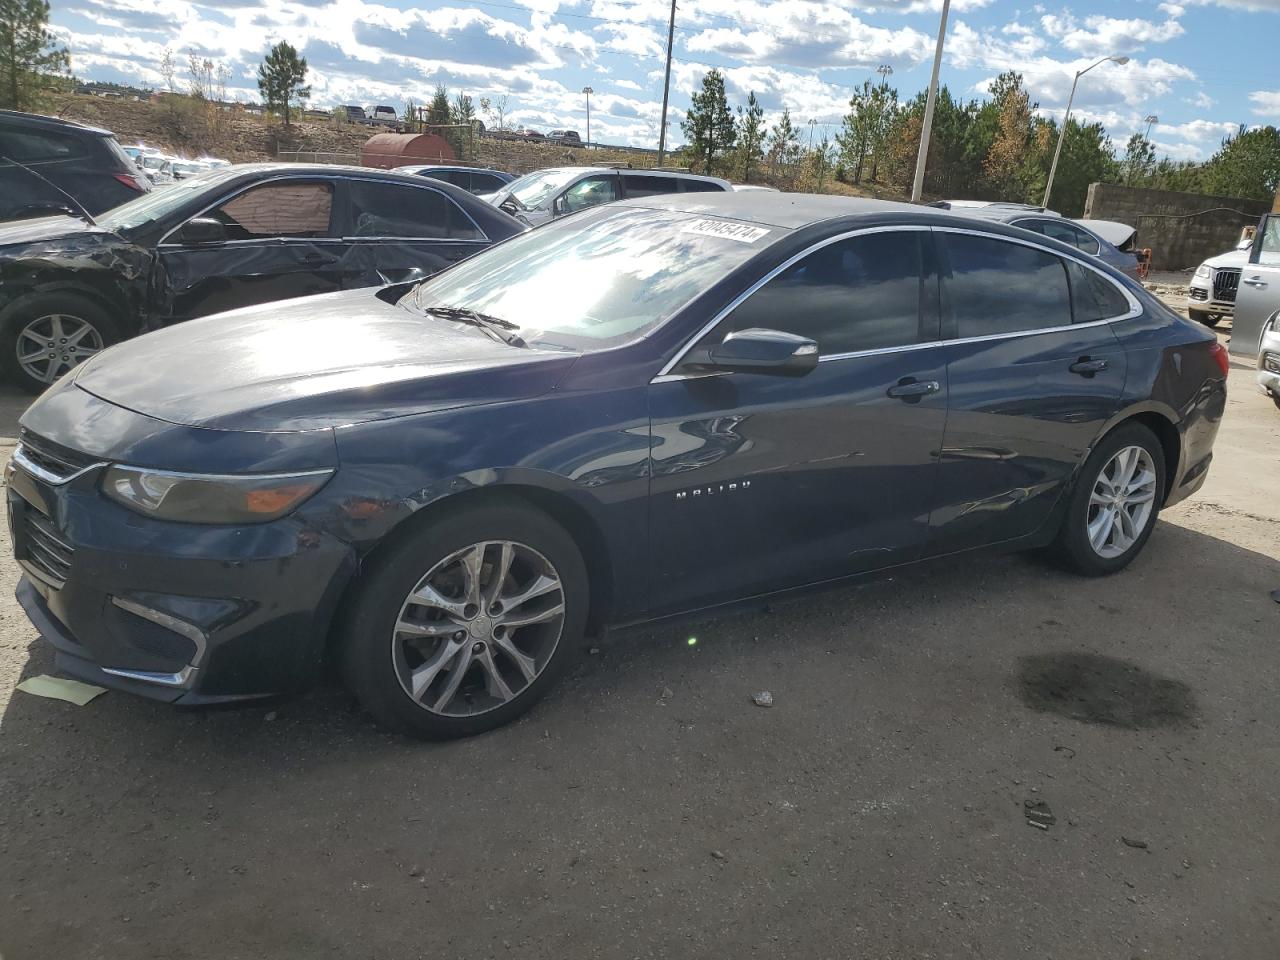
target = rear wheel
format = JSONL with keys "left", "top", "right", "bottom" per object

{"left": 1187, "top": 307, "right": 1218, "bottom": 328}
{"left": 0, "top": 291, "right": 122, "bottom": 394}
{"left": 340, "top": 502, "right": 588, "bottom": 739}
{"left": 1051, "top": 422, "right": 1166, "bottom": 576}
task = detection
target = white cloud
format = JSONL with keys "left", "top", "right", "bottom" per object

{"left": 1186, "top": 90, "right": 1214, "bottom": 109}
{"left": 1150, "top": 138, "right": 1211, "bottom": 160}
{"left": 1039, "top": 11, "right": 1184, "bottom": 52}
{"left": 1157, "top": 118, "right": 1239, "bottom": 141}
{"left": 1249, "top": 90, "right": 1280, "bottom": 118}
{"left": 613, "top": 78, "right": 643, "bottom": 91}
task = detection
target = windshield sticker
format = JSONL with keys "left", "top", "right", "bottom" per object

{"left": 681, "top": 219, "right": 771, "bottom": 244}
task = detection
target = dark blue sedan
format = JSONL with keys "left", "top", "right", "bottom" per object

{"left": 9, "top": 194, "right": 1228, "bottom": 739}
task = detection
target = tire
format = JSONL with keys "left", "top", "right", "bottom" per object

{"left": 0, "top": 291, "right": 123, "bottom": 394}
{"left": 1050, "top": 422, "right": 1167, "bottom": 577}
{"left": 1187, "top": 307, "right": 1217, "bottom": 328}
{"left": 340, "top": 501, "right": 588, "bottom": 740}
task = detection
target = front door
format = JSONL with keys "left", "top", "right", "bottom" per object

{"left": 929, "top": 229, "right": 1129, "bottom": 554}
{"left": 647, "top": 228, "right": 948, "bottom": 615}
{"left": 156, "top": 178, "right": 344, "bottom": 322}
{"left": 1230, "top": 214, "right": 1280, "bottom": 357}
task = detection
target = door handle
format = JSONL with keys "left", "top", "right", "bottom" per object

{"left": 1069, "top": 357, "right": 1108, "bottom": 376}
{"left": 301, "top": 252, "right": 336, "bottom": 265}
{"left": 1242, "top": 276, "right": 1268, "bottom": 288}
{"left": 886, "top": 377, "right": 941, "bottom": 400}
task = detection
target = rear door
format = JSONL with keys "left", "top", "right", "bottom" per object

{"left": 929, "top": 229, "right": 1131, "bottom": 554}
{"left": 156, "top": 178, "right": 344, "bottom": 321}
{"left": 1230, "top": 214, "right": 1280, "bottom": 357}
{"left": 340, "top": 178, "right": 491, "bottom": 285}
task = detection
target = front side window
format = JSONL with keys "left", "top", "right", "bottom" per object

{"left": 1257, "top": 216, "right": 1280, "bottom": 266}
{"left": 213, "top": 181, "right": 334, "bottom": 239}
{"left": 560, "top": 175, "right": 620, "bottom": 214}
{"left": 713, "top": 231, "right": 926, "bottom": 356}
{"left": 347, "top": 181, "right": 483, "bottom": 240}
{"left": 942, "top": 233, "right": 1072, "bottom": 337}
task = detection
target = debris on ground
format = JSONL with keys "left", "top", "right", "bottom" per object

{"left": 588, "top": 646, "right": 601, "bottom": 655}
{"left": 264, "top": 711, "right": 278, "bottom": 722}
{"left": 1269, "top": 589, "right": 1280, "bottom": 604}
{"left": 710, "top": 850, "right": 726, "bottom": 861}
{"left": 1121, "top": 836, "right": 1150, "bottom": 849}
{"left": 1024, "top": 799, "right": 1056, "bottom": 829}
{"left": 752, "top": 691, "right": 774, "bottom": 708}
{"left": 15, "top": 675, "right": 107, "bottom": 706}
{"left": 1053, "top": 745, "right": 1077, "bottom": 759}
{"left": 660, "top": 686, "right": 674, "bottom": 700}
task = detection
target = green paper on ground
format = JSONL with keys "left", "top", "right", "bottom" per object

{"left": 15, "top": 675, "right": 107, "bottom": 706}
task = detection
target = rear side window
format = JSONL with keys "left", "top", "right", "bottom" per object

{"left": 215, "top": 181, "right": 334, "bottom": 239}
{"left": 680, "top": 179, "right": 726, "bottom": 193}
{"left": 348, "top": 181, "right": 484, "bottom": 240}
{"left": 469, "top": 173, "right": 506, "bottom": 194}
{"left": 942, "top": 233, "right": 1072, "bottom": 337}
{"left": 623, "top": 174, "right": 677, "bottom": 198}
{"left": 1016, "top": 218, "right": 1100, "bottom": 255}
{"left": 1067, "top": 261, "right": 1131, "bottom": 322}
{"left": 0, "top": 126, "right": 86, "bottom": 163}
{"left": 717, "top": 231, "right": 926, "bottom": 355}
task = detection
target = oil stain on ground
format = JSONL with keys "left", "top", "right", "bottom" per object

{"left": 1017, "top": 652, "right": 1197, "bottom": 729}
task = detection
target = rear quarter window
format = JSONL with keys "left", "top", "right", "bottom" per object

{"left": 1067, "top": 261, "right": 1131, "bottom": 322}
{"left": 680, "top": 179, "right": 727, "bottom": 193}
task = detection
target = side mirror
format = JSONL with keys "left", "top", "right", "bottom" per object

{"left": 177, "top": 216, "right": 226, "bottom": 245}
{"left": 703, "top": 328, "right": 818, "bottom": 377}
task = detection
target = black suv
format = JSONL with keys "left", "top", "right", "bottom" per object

{"left": 0, "top": 110, "right": 149, "bottom": 221}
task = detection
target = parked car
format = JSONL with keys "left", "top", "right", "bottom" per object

{"left": 138, "top": 153, "right": 174, "bottom": 184}
{"left": 8, "top": 194, "right": 1227, "bottom": 739}
{"left": 547, "top": 130, "right": 582, "bottom": 146}
{"left": 0, "top": 163, "right": 525, "bottom": 392}
{"left": 367, "top": 105, "right": 401, "bottom": 130}
{"left": 733, "top": 184, "right": 780, "bottom": 192}
{"left": 1229, "top": 213, "right": 1280, "bottom": 407}
{"left": 517, "top": 128, "right": 545, "bottom": 141}
{"left": 952, "top": 206, "right": 1142, "bottom": 278}
{"left": 0, "top": 110, "right": 150, "bottom": 221}
{"left": 169, "top": 159, "right": 209, "bottom": 180}
{"left": 395, "top": 164, "right": 515, "bottom": 196}
{"left": 487, "top": 166, "right": 731, "bottom": 226}
{"left": 1188, "top": 237, "right": 1254, "bottom": 328}
{"left": 344, "top": 105, "right": 370, "bottom": 124}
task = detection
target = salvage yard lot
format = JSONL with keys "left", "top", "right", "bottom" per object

{"left": 1, "top": 328, "right": 1277, "bottom": 959}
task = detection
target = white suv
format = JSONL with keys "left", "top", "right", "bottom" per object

{"left": 486, "top": 167, "right": 731, "bottom": 226}
{"left": 1188, "top": 238, "right": 1252, "bottom": 327}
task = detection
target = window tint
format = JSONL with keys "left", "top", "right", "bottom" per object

{"left": 470, "top": 173, "right": 506, "bottom": 194}
{"left": 0, "top": 127, "right": 84, "bottom": 163}
{"left": 1067, "top": 261, "right": 1130, "bottom": 322}
{"left": 560, "top": 175, "right": 619, "bottom": 213}
{"left": 680, "top": 179, "right": 726, "bottom": 193}
{"left": 622, "top": 174, "right": 678, "bottom": 198}
{"left": 1066, "top": 224, "right": 1100, "bottom": 254}
{"left": 717, "top": 231, "right": 925, "bottom": 355}
{"left": 214, "top": 182, "right": 334, "bottom": 239}
{"left": 942, "top": 233, "right": 1072, "bottom": 337}
{"left": 1016, "top": 218, "right": 1099, "bottom": 255}
{"left": 348, "top": 181, "right": 483, "bottom": 240}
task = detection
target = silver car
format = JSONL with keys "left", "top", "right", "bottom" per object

{"left": 1229, "top": 212, "right": 1280, "bottom": 407}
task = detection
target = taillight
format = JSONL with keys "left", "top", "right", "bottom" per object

{"left": 112, "top": 172, "right": 144, "bottom": 192}
{"left": 1209, "top": 341, "right": 1230, "bottom": 378}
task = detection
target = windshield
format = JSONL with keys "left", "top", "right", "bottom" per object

{"left": 97, "top": 168, "right": 240, "bottom": 231}
{"left": 403, "top": 205, "right": 773, "bottom": 348}
{"left": 505, "top": 169, "right": 578, "bottom": 210}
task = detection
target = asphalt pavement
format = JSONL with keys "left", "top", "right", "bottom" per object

{"left": 1, "top": 325, "right": 1277, "bottom": 960}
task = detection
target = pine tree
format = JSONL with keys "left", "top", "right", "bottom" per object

{"left": 426, "top": 84, "right": 451, "bottom": 127}
{"left": 836, "top": 80, "right": 877, "bottom": 184}
{"left": 1122, "top": 132, "right": 1156, "bottom": 186}
{"left": 766, "top": 107, "right": 801, "bottom": 178}
{"left": 0, "top": 0, "right": 69, "bottom": 111}
{"left": 256, "top": 42, "right": 309, "bottom": 129}
{"left": 735, "top": 91, "right": 765, "bottom": 183}
{"left": 680, "top": 69, "right": 735, "bottom": 175}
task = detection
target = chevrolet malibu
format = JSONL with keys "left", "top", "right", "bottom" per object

{"left": 9, "top": 194, "right": 1228, "bottom": 739}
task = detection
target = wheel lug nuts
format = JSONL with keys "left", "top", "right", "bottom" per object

{"left": 453, "top": 631, "right": 465, "bottom": 641}
{"left": 472, "top": 641, "right": 485, "bottom": 653}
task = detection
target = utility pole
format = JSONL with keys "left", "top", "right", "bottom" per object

{"left": 583, "top": 86, "right": 593, "bottom": 147}
{"left": 808, "top": 117, "right": 817, "bottom": 152}
{"left": 657, "top": 0, "right": 677, "bottom": 165}
{"left": 911, "top": 0, "right": 951, "bottom": 202}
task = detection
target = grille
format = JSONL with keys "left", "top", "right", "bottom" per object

{"left": 17, "top": 506, "right": 74, "bottom": 588}
{"left": 17, "top": 430, "right": 98, "bottom": 482}
{"left": 1212, "top": 269, "right": 1239, "bottom": 303}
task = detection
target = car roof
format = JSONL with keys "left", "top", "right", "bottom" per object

{"left": 395, "top": 164, "right": 509, "bottom": 175}
{"left": 536, "top": 166, "right": 730, "bottom": 185}
{"left": 614, "top": 192, "right": 932, "bottom": 229}
{"left": 0, "top": 109, "right": 113, "bottom": 138}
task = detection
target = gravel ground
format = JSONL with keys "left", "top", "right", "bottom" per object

{"left": 1, "top": 306, "right": 1277, "bottom": 959}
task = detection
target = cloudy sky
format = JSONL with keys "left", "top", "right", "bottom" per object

{"left": 51, "top": 0, "right": 1280, "bottom": 159}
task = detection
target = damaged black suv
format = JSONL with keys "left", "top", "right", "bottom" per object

{"left": 0, "top": 163, "right": 525, "bottom": 392}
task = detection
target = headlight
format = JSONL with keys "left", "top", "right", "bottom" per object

{"left": 102, "top": 466, "right": 333, "bottom": 524}
{"left": 1194, "top": 264, "right": 1211, "bottom": 279}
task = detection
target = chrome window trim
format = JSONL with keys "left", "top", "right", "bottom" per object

{"left": 12, "top": 444, "right": 106, "bottom": 486}
{"left": 651, "top": 223, "right": 1142, "bottom": 384}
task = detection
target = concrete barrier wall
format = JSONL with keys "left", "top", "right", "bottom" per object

{"left": 1084, "top": 183, "right": 1271, "bottom": 270}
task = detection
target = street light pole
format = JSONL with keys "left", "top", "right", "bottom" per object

{"left": 656, "top": 0, "right": 677, "bottom": 165}
{"left": 583, "top": 86, "right": 593, "bottom": 148}
{"left": 876, "top": 64, "right": 893, "bottom": 90}
{"left": 911, "top": 0, "right": 951, "bottom": 202}
{"left": 808, "top": 117, "right": 817, "bottom": 152}
{"left": 1143, "top": 114, "right": 1158, "bottom": 140}
{"left": 1042, "top": 55, "right": 1129, "bottom": 208}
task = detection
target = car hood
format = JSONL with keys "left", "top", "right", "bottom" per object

{"left": 1200, "top": 249, "right": 1250, "bottom": 270}
{"left": 72, "top": 288, "right": 580, "bottom": 432}
{"left": 0, "top": 214, "right": 112, "bottom": 250}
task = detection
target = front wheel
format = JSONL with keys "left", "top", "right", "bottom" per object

{"left": 1051, "top": 423, "right": 1166, "bottom": 576}
{"left": 340, "top": 501, "right": 588, "bottom": 739}
{"left": 0, "top": 291, "right": 122, "bottom": 394}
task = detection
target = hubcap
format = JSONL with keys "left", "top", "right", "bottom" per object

{"left": 391, "top": 540, "right": 565, "bottom": 717}
{"left": 1087, "top": 445, "right": 1157, "bottom": 559}
{"left": 16, "top": 314, "right": 103, "bottom": 384}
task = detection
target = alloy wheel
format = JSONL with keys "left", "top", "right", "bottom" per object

{"left": 17, "top": 314, "right": 103, "bottom": 384}
{"left": 391, "top": 540, "right": 566, "bottom": 717}
{"left": 1087, "top": 445, "right": 1158, "bottom": 559}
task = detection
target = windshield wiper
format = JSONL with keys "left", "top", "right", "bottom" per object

{"left": 420, "top": 306, "right": 527, "bottom": 348}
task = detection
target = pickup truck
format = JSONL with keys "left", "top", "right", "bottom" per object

{"left": 367, "top": 105, "right": 401, "bottom": 130}
{"left": 1230, "top": 212, "right": 1280, "bottom": 408}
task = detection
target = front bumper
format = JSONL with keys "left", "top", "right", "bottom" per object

{"left": 1187, "top": 277, "right": 1235, "bottom": 315}
{"left": 1259, "top": 332, "right": 1280, "bottom": 397}
{"left": 8, "top": 457, "right": 357, "bottom": 704}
